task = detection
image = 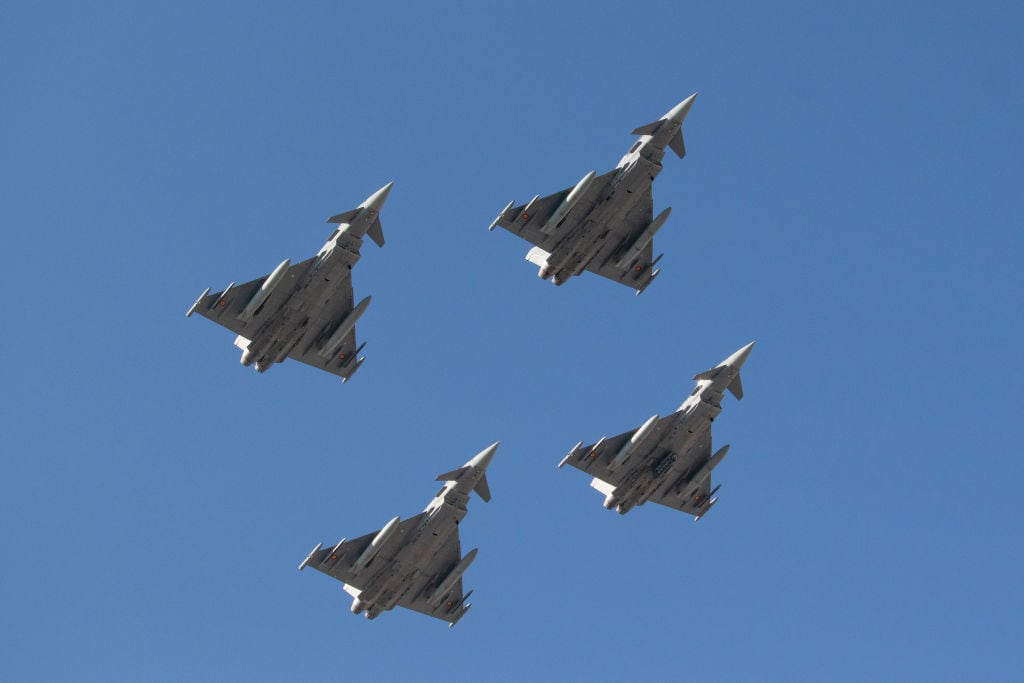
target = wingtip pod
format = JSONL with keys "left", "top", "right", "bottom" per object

{"left": 340, "top": 356, "right": 364, "bottom": 383}
{"left": 693, "top": 497, "right": 717, "bottom": 522}
{"left": 489, "top": 200, "right": 515, "bottom": 231}
{"left": 448, "top": 601, "right": 472, "bottom": 628}
{"left": 693, "top": 485, "right": 721, "bottom": 521}
{"left": 558, "top": 441, "right": 584, "bottom": 469}
{"left": 186, "top": 288, "right": 211, "bottom": 317}
{"left": 298, "top": 542, "right": 323, "bottom": 571}
{"left": 635, "top": 267, "right": 661, "bottom": 296}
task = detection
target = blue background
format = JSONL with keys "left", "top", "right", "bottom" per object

{"left": 3, "top": 2, "right": 1022, "bottom": 680}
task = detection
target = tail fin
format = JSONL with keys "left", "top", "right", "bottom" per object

{"left": 326, "top": 211, "right": 385, "bottom": 248}
{"left": 727, "top": 373, "right": 743, "bottom": 400}
{"left": 691, "top": 367, "right": 744, "bottom": 399}
{"left": 367, "top": 218, "right": 385, "bottom": 248}
{"left": 630, "top": 120, "right": 687, "bottom": 159}
{"left": 667, "top": 128, "right": 686, "bottom": 159}
{"left": 473, "top": 473, "right": 491, "bottom": 502}
{"left": 434, "top": 466, "right": 491, "bottom": 502}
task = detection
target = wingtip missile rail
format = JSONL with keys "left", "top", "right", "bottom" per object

{"left": 186, "top": 288, "right": 211, "bottom": 318}
{"left": 489, "top": 200, "right": 515, "bottom": 231}
{"left": 558, "top": 441, "right": 584, "bottom": 469}
{"left": 298, "top": 543, "right": 323, "bottom": 571}
{"left": 693, "top": 485, "right": 722, "bottom": 521}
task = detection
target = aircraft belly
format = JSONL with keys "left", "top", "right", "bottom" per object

{"left": 361, "top": 558, "right": 408, "bottom": 603}
{"left": 259, "top": 269, "right": 351, "bottom": 362}
{"left": 553, "top": 185, "right": 649, "bottom": 274}
{"left": 547, "top": 217, "right": 611, "bottom": 276}
{"left": 400, "top": 534, "right": 442, "bottom": 566}
{"left": 610, "top": 469, "right": 648, "bottom": 509}
{"left": 659, "top": 430, "right": 712, "bottom": 490}
{"left": 390, "top": 570, "right": 429, "bottom": 610}
{"left": 251, "top": 308, "right": 309, "bottom": 361}
{"left": 612, "top": 426, "right": 675, "bottom": 506}
{"left": 377, "top": 568, "right": 421, "bottom": 611}
{"left": 616, "top": 166, "right": 654, "bottom": 196}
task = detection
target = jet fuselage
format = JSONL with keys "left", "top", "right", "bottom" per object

{"left": 241, "top": 224, "right": 369, "bottom": 372}
{"left": 346, "top": 454, "right": 490, "bottom": 619}
{"left": 543, "top": 137, "right": 668, "bottom": 285}
{"left": 603, "top": 385, "right": 725, "bottom": 514}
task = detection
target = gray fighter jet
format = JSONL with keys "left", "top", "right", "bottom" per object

{"left": 186, "top": 183, "right": 392, "bottom": 380}
{"left": 559, "top": 342, "right": 753, "bottom": 519}
{"left": 489, "top": 94, "right": 697, "bottom": 294}
{"left": 299, "top": 442, "right": 497, "bottom": 627}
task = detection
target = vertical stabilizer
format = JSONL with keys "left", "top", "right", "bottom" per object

{"left": 473, "top": 473, "right": 491, "bottom": 503}
{"left": 727, "top": 373, "right": 744, "bottom": 400}
{"left": 367, "top": 218, "right": 385, "bottom": 247}
{"left": 668, "top": 128, "right": 686, "bottom": 158}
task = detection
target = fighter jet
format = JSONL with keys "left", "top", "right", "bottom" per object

{"left": 186, "top": 183, "right": 392, "bottom": 381}
{"left": 299, "top": 442, "right": 497, "bottom": 627}
{"left": 559, "top": 342, "right": 754, "bottom": 519}
{"left": 488, "top": 94, "right": 697, "bottom": 294}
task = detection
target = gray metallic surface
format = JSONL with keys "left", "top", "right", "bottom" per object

{"left": 490, "top": 94, "right": 696, "bottom": 293}
{"left": 187, "top": 183, "right": 392, "bottom": 380}
{"left": 299, "top": 442, "right": 498, "bottom": 626}
{"left": 559, "top": 342, "right": 753, "bottom": 518}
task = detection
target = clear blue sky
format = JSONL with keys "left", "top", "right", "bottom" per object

{"left": 3, "top": 2, "right": 1022, "bottom": 681}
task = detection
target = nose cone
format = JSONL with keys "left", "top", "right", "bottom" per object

{"left": 721, "top": 341, "right": 756, "bottom": 369}
{"left": 361, "top": 181, "right": 394, "bottom": 211}
{"left": 467, "top": 441, "right": 499, "bottom": 470}
{"left": 665, "top": 92, "right": 698, "bottom": 123}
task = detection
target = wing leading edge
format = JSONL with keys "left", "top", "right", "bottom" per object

{"left": 561, "top": 416, "right": 726, "bottom": 519}
{"left": 300, "top": 513, "right": 473, "bottom": 625}
{"left": 584, "top": 186, "right": 662, "bottom": 292}
{"left": 490, "top": 170, "right": 618, "bottom": 253}
{"left": 188, "top": 257, "right": 317, "bottom": 336}
{"left": 188, "top": 256, "right": 366, "bottom": 380}
{"left": 559, "top": 414, "right": 675, "bottom": 487}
